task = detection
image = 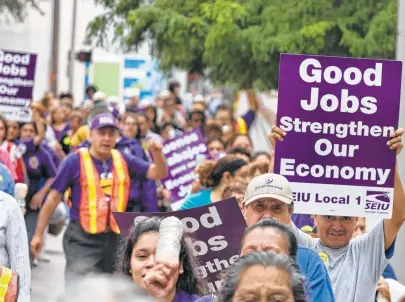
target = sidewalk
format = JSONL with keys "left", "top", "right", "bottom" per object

{"left": 31, "top": 232, "right": 65, "bottom": 302}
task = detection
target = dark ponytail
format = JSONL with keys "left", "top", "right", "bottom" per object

{"left": 196, "top": 155, "right": 247, "bottom": 188}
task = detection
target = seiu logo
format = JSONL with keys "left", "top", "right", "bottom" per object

{"left": 365, "top": 191, "right": 390, "bottom": 211}
{"left": 264, "top": 178, "right": 273, "bottom": 185}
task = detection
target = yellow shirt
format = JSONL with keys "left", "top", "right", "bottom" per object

{"left": 70, "top": 125, "right": 90, "bottom": 147}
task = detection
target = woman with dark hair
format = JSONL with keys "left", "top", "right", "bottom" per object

{"left": 50, "top": 106, "right": 71, "bottom": 142}
{"left": 251, "top": 151, "right": 272, "bottom": 166}
{"left": 207, "top": 137, "right": 225, "bottom": 160}
{"left": 227, "top": 134, "right": 253, "bottom": 154}
{"left": 145, "top": 105, "right": 160, "bottom": 134}
{"left": 118, "top": 217, "right": 210, "bottom": 302}
{"left": 217, "top": 251, "right": 308, "bottom": 302}
{"left": 180, "top": 155, "right": 249, "bottom": 210}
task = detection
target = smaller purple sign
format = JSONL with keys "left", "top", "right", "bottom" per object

{"left": 113, "top": 197, "right": 247, "bottom": 293}
{"left": 0, "top": 49, "right": 37, "bottom": 122}
{"left": 161, "top": 128, "right": 209, "bottom": 205}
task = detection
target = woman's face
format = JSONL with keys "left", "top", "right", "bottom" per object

{"left": 130, "top": 231, "right": 182, "bottom": 289}
{"left": 20, "top": 123, "right": 36, "bottom": 139}
{"left": 145, "top": 107, "right": 156, "bottom": 122}
{"left": 7, "top": 121, "right": 19, "bottom": 141}
{"left": 122, "top": 116, "right": 138, "bottom": 139}
{"left": 233, "top": 265, "right": 294, "bottom": 302}
{"left": 208, "top": 140, "right": 225, "bottom": 158}
{"left": 70, "top": 117, "right": 82, "bottom": 133}
{"left": 53, "top": 108, "right": 67, "bottom": 124}
{"left": 253, "top": 154, "right": 271, "bottom": 166}
{"left": 137, "top": 116, "right": 150, "bottom": 137}
{"left": 232, "top": 135, "right": 252, "bottom": 153}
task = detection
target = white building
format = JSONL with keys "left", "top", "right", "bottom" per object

{"left": 0, "top": 0, "right": 186, "bottom": 103}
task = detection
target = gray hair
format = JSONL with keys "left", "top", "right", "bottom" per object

{"left": 59, "top": 274, "right": 154, "bottom": 302}
{"left": 217, "top": 252, "right": 308, "bottom": 302}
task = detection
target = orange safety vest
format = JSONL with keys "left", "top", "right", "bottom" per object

{"left": 0, "top": 266, "right": 18, "bottom": 302}
{"left": 78, "top": 148, "right": 130, "bottom": 234}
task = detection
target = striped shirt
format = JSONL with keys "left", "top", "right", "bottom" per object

{"left": 0, "top": 191, "right": 31, "bottom": 302}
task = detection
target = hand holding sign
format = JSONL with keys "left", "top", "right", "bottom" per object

{"left": 388, "top": 128, "right": 404, "bottom": 154}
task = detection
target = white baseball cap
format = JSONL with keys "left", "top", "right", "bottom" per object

{"left": 243, "top": 173, "right": 293, "bottom": 206}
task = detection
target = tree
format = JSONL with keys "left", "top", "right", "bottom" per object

{"left": 0, "top": 0, "right": 43, "bottom": 22}
{"left": 87, "top": 0, "right": 397, "bottom": 89}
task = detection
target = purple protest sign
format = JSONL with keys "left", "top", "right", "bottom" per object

{"left": 0, "top": 49, "right": 37, "bottom": 122}
{"left": 113, "top": 197, "right": 247, "bottom": 293}
{"left": 161, "top": 128, "right": 209, "bottom": 209}
{"left": 275, "top": 54, "right": 402, "bottom": 218}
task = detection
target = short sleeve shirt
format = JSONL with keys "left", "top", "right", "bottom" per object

{"left": 293, "top": 220, "right": 394, "bottom": 302}
{"left": 19, "top": 139, "right": 57, "bottom": 202}
{"left": 51, "top": 149, "right": 150, "bottom": 220}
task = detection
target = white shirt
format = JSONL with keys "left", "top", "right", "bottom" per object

{"left": 0, "top": 191, "right": 31, "bottom": 302}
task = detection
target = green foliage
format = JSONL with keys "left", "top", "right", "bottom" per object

{"left": 87, "top": 0, "right": 397, "bottom": 89}
{"left": 0, "top": 0, "right": 42, "bottom": 22}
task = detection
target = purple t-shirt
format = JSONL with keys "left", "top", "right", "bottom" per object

{"left": 19, "top": 138, "right": 57, "bottom": 203}
{"left": 71, "top": 137, "right": 159, "bottom": 212}
{"left": 51, "top": 148, "right": 150, "bottom": 220}
{"left": 53, "top": 123, "right": 71, "bottom": 142}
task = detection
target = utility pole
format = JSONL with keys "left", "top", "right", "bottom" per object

{"left": 392, "top": 0, "right": 405, "bottom": 283}
{"left": 50, "top": 0, "right": 60, "bottom": 93}
{"left": 68, "top": 0, "right": 78, "bottom": 93}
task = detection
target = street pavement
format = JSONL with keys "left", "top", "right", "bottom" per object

{"left": 31, "top": 232, "right": 65, "bottom": 302}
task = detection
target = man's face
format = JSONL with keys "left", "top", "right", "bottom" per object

{"left": 90, "top": 127, "right": 118, "bottom": 157}
{"left": 242, "top": 198, "right": 291, "bottom": 227}
{"left": 352, "top": 217, "right": 366, "bottom": 238}
{"left": 241, "top": 227, "right": 289, "bottom": 256}
{"left": 314, "top": 215, "right": 357, "bottom": 249}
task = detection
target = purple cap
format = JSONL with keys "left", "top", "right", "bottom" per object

{"left": 90, "top": 113, "right": 119, "bottom": 130}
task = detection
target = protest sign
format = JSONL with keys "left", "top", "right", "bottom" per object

{"left": 113, "top": 197, "right": 246, "bottom": 293}
{"left": 0, "top": 49, "right": 37, "bottom": 122}
{"left": 275, "top": 54, "right": 402, "bottom": 218}
{"left": 161, "top": 128, "right": 209, "bottom": 209}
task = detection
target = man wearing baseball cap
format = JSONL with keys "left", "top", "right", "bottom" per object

{"left": 242, "top": 173, "right": 335, "bottom": 302}
{"left": 268, "top": 125, "right": 405, "bottom": 302}
{"left": 30, "top": 112, "right": 168, "bottom": 283}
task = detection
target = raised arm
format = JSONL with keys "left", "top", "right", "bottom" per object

{"left": 384, "top": 128, "right": 405, "bottom": 250}
{"left": 146, "top": 141, "right": 168, "bottom": 180}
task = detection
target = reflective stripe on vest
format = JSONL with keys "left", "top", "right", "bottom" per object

{"left": 79, "top": 148, "right": 130, "bottom": 234}
{"left": 0, "top": 266, "right": 18, "bottom": 302}
{"left": 235, "top": 117, "right": 248, "bottom": 134}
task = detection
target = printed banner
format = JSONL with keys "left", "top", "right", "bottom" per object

{"left": 275, "top": 54, "right": 402, "bottom": 218}
{"left": 0, "top": 49, "right": 37, "bottom": 122}
{"left": 161, "top": 128, "right": 209, "bottom": 209}
{"left": 113, "top": 198, "right": 247, "bottom": 293}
